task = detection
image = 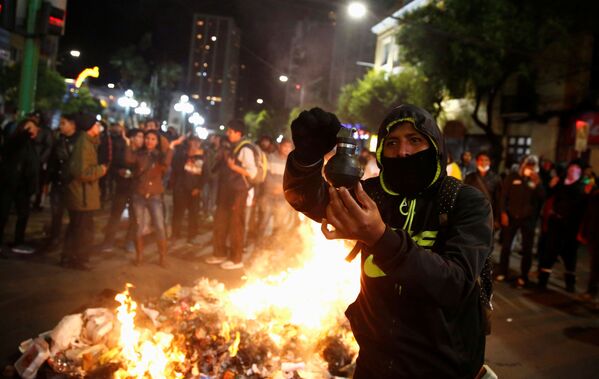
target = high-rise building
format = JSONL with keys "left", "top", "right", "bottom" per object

{"left": 187, "top": 14, "right": 240, "bottom": 128}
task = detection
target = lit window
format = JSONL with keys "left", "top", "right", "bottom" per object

{"left": 196, "top": 34, "right": 202, "bottom": 39}
{"left": 211, "top": 36, "right": 217, "bottom": 41}
{"left": 205, "top": 45, "right": 210, "bottom": 50}
{"left": 197, "top": 20, "right": 204, "bottom": 26}
{"left": 203, "top": 63, "right": 208, "bottom": 67}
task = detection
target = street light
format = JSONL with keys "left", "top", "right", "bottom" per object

{"left": 134, "top": 102, "right": 152, "bottom": 117}
{"left": 107, "top": 83, "right": 115, "bottom": 89}
{"left": 174, "top": 95, "right": 195, "bottom": 133}
{"left": 347, "top": 2, "right": 367, "bottom": 19}
{"left": 189, "top": 111, "right": 209, "bottom": 140}
{"left": 69, "top": 50, "right": 81, "bottom": 58}
{"left": 117, "top": 89, "right": 138, "bottom": 126}
{"left": 279, "top": 75, "right": 289, "bottom": 82}
{"left": 256, "top": 98, "right": 264, "bottom": 104}
{"left": 188, "top": 112, "right": 205, "bottom": 126}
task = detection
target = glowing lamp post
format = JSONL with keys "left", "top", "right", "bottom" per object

{"left": 134, "top": 102, "right": 152, "bottom": 117}
{"left": 189, "top": 112, "right": 208, "bottom": 139}
{"left": 117, "top": 90, "right": 139, "bottom": 126}
{"left": 347, "top": 2, "right": 367, "bottom": 19}
{"left": 174, "top": 95, "right": 195, "bottom": 133}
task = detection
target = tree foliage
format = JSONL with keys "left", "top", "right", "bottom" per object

{"left": 244, "top": 108, "right": 291, "bottom": 140}
{"left": 61, "top": 87, "right": 102, "bottom": 115}
{"left": 395, "top": 0, "right": 596, "bottom": 157}
{"left": 0, "top": 64, "right": 66, "bottom": 112}
{"left": 336, "top": 67, "right": 441, "bottom": 132}
{"left": 109, "top": 33, "right": 183, "bottom": 120}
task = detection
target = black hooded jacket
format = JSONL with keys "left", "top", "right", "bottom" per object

{"left": 284, "top": 105, "right": 493, "bottom": 378}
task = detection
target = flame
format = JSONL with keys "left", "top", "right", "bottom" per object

{"left": 111, "top": 219, "right": 360, "bottom": 377}
{"left": 114, "top": 284, "right": 185, "bottom": 379}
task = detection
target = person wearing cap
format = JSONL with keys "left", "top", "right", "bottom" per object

{"left": 496, "top": 155, "right": 545, "bottom": 287}
{"left": 61, "top": 113, "right": 107, "bottom": 270}
{"left": 205, "top": 119, "right": 257, "bottom": 270}
{"left": 538, "top": 160, "right": 592, "bottom": 292}
{"left": 284, "top": 105, "right": 493, "bottom": 378}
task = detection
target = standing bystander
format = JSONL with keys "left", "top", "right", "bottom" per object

{"left": 61, "top": 114, "right": 107, "bottom": 270}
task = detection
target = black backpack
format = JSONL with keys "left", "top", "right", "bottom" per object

{"left": 438, "top": 176, "right": 494, "bottom": 335}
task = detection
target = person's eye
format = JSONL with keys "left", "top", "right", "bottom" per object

{"left": 409, "top": 137, "right": 423, "bottom": 145}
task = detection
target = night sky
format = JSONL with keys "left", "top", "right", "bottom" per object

{"left": 58, "top": 0, "right": 348, "bottom": 108}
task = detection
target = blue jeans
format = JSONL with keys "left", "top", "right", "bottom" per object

{"left": 132, "top": 194, "right": 166, "bottom": 240}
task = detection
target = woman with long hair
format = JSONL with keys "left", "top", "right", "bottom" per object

{"left": 125, "top": 129, "right": 183, "bottom": 266}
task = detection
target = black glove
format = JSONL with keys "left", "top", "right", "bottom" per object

{"left": 291, "top": 107, "right": 341, "bottom": 165}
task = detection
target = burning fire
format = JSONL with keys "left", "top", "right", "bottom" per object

{"left": 114, "top": 284, "right": 186, "bottom": 379}
{"left": 111, "top": 220, "right": 360, "bottom": 378}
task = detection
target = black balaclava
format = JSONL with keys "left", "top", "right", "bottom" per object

{"left": 380, "top": 146, "right": 438, "bottom": 197}
{"left": 375, "top": 104, "right": 446, "bottom": 198}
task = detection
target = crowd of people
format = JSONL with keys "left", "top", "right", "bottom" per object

{"left": 1, "top": 108, "right": 598, "bottom": 304}
{"left": 450, "top": 150, "right": 598, "bottom": 305}
{"left": 0, "top": 111, "right": 297, "bottom": 271}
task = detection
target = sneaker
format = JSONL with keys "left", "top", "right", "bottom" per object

{"left": 220, "top": 260, "right": 244, "bottom": 270}
{"left": 577, "top": 293, "right": 594, "bottom": 302}
{"left": 99, "top": 243, "right": 114, "bottom": 253}
{"left": 516, "top": 277, "right": 527, "bottom": 288}
{"left": 12, "top": 245, "right": 35, "bottom": 254}
{"left": 205, "top": 256, "right": 227, "bottom": 265}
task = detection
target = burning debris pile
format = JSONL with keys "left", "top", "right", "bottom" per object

{"left": 15, "top": 222, "right": 361, "bottom": 379}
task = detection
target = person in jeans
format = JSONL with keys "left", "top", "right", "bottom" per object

{"left": 124, "top": 130, "right": 182, "bottom": 266}
{"left": 205, "top": 120, "right": 257, "bottom": 270}
{"left": 61, "top": 114, "right": 107, "bottom": 270}
{"left": 170, "top": 136, "right": 205, "bottom": 244}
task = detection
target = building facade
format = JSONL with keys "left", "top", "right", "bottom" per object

{"left": 187, "top": 14, "right": 240, "bottom": 129}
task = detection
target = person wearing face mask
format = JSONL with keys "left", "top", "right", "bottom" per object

{"left": 284, "top": 105, "right": 494, "bottom": 379}
{"left": 496, "top": 155, "right": 545, "bottom": 287}
{"left": 538, "top": 160, "right": 591, "bottom": 292}
{"left": 465, "top": 152, "right": 502, "bottom": 227}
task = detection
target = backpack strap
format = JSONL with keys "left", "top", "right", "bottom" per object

{"left": 438, "top": 176, "right": 462, "bottom": 227}
{"left": 437, "top": 175, "right": 493, "bottom": 334}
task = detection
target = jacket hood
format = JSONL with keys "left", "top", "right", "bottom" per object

{"left": 375, "top": 104, "right": 447, "bottom": 195}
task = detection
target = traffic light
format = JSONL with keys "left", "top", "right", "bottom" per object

{"left": 0, "top": 0, "right": 16, "bottom": 31}
{"left": 37, "top": 1, "right": 66, "bottom": 36}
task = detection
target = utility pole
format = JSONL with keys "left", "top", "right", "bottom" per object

{"left": 18, "top": 0, "right": 42, "bottom": 117}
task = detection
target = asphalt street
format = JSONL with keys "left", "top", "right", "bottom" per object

{"left": 0, "top": 205, "right": 598, "bottom": 378}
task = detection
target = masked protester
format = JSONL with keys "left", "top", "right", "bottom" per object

{"left": 284, "top": 105, "right": 493, "bottom": 379}
{"left": 496, "top": 155, "right": 545, "bottom": 287}
{"left": 538, "top": 160, "right": 590, "bottom": 292}
{"left": 464, "top": 152, "right": 501, "bottom": 223}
